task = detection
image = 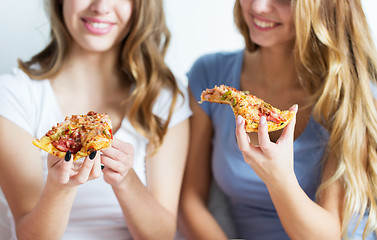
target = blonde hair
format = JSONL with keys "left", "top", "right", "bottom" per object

{"left": 18, "top": 0, "right": 180, "bottom": 148}
{"left": 235, "top": 0, "right": 377, "bottom": 238}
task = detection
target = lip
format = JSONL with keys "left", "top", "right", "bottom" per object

{"left": 252, "top": 15, "right": 280, "bottom": 31}
{"left": 81, "top": 17, "right": 115, "bottom": 35}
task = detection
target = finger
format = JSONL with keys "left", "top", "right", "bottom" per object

{"left": 101, "top": 146, "right": 125, "bottom": 161}
{"left": 235, "top": 115, "right": 252, "bottom": 153}
{"left": 47, "top": 154, "right": 62, "bottom": 168}
{"left": 59, "top": 151, "right": 73, "bottom": 184}
{"left": 279, "top": 104, "right": 298, "bottom": 143}
{"left": 109, "top": 138, "right": 134, "bottom": 155}
{"left": 72, "top": 155, "right": 95, "bottom": 184}
{"left": 101, "top": 155, "right": 126, "bottom": 173}
{"left": 258, "top": 116, "right": 273, "bottom": 153}
{"left": 89, "top": 152, "right": 102, "bottom": 179}
{"left": 102, "top": 167, "right": 123, "bottom": 185}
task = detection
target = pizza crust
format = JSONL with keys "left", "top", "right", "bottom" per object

{"left": 33, "top": 135, "right": 66, "bottom": 159}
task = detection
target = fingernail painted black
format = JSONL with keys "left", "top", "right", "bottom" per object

{"left": 101, "top": 165, "right": 105, "bottom": 170}
{"left": 65, "top": 151, "right": 71, "bottom": 162}
{"left": 89, "top": 151, "right": 96, "bottom": 160}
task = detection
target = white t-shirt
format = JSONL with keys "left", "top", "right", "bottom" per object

{"left": 0, "top": 68, "right": 192, "bottom": 240}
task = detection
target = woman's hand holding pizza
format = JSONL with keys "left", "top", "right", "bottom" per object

{"left": 100, "top": 137, "right": 134, "bottom": 186}
{"left": 235, "top": 104, "right": 298, "bottom": 188}
{"left": 47, "top": 151, "right": 102, "bottom": 187}
{"left": 45, "top": 137, "right": 134, "bottom": 188}
{"left": 36, "top": 111, "right": 113, "bottom": 187}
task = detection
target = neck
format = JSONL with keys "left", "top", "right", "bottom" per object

{"left": 50, "top": 43, "right": 129, "bottom": 102}
{"left": 245, "top": 43, "right": 299, "bottom": 89}
{"left": 57, "top": 44, "right": 126, "bottom": 90}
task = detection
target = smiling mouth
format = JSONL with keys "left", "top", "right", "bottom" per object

{"left": 87, "top": 22, "right": 111, "bottom": 29}
{"left": 81, "top": 18, "right": 115, "bottom": 35}
{"left": 82, "top": 18, "right": 114, "bottom": 29}
{"left": 253, "top": 17, "right": 278, "bottom": 29}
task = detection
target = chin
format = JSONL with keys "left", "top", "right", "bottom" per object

{"left": 249, "top": 36, "right": 271, "bottom": 48}
{"left": 249, "top": 34, "right": 293, "bottom": 49}
{"left": 80, "top": 43, "right": 115, "bottom": 53}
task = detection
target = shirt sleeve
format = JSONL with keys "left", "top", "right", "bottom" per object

{"left": 152, "top": 77, "right": 192, "bottom": 128}
{"left": 187, "top": 53, "right": 217, "bottom": 117}
{"left": 0, "top": 69, "right": 35, "bottom": 136}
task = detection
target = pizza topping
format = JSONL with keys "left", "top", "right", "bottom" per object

{"left": 47, "top": 125, "right": 83, "bottom": 153}
{"left": 258, "top": 102, "right": 287, "bottom": 124}
{"left": 221, "top": 90, "right": 232, "bottom": 100}
{"left": 103, "top": 129, "right": 112, "bottom": 139}
{"left": 68, "top": 125, "right": 74, "bottom": 134}
{"left": 263, "top": 102, "right": 272, "bottom": 109}
{"left": 52, "top": 135, "right": 83, "bottom": 154}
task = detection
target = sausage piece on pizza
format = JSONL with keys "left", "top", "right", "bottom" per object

{"left": 33, "top": 111, "right": 113, "bottom": 161}
{"left": 200, "top": 85, "right": 296, "bottom": 132}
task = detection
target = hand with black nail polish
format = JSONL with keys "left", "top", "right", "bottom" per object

{"left": 46, "top": 148, "right": 101, "bottom": 186}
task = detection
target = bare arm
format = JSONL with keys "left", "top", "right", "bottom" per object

{"left": 102, "top": 119, "right": 189, "bottom": 240}
{"left": 178, "top": 93, "right": 228, "bottom": 240}
{"left": 0, "top": 117, "right": 102, "bottom": 239}
{"left": 267, "top": 159, "right": 342, "bottom": 240}
{"left": 235, "top": 107, "right": 341, "bottom": 240}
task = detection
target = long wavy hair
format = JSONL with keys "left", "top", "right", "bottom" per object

{"left": 18, "top": 0, "right": 180, "bottom": 148}
{"left": 235, "top": 0, "right": 377, "bottom": 239}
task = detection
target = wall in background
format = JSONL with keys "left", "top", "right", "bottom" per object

{"left": 0, "top": 0, "right": 376, "bottom": 80}
{"left": 0, "top": 0, "right": 50, "bottom": 74}
{"left": 164, "top": 0, "right": 243, "bottom": 80}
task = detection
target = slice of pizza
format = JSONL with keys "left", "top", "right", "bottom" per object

{"left": 33, "top": 111, "right": 113, "bottom": 161}
{"left": 199, "top": 85, "right": 295, "bottom": 132}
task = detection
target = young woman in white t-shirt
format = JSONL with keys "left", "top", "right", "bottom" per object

{"left": 0, "top": 0, "right": 191, "bottom": 239}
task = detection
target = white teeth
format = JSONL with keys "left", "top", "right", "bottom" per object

{"left": 253, "top": 18, "right": 275, "bottom": 28}
{"left": 88, "top": 22, "right": 110, "bottom": 29}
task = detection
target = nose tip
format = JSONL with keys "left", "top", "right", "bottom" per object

{"left": 252, "top": 0, "right": 273, "bottom": 13}
{"left": 90, "top": 0, "right": 110, "bottom": 15}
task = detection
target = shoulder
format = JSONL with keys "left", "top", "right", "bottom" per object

{"left": 153, "top": 78, "right": 192, "bottom": 127}
{"left": 0, "top": 68, "right": 33, "bottom": 102}
{"left": 0, "top": 68, "right": 50, "bottom": 109}
{"left": 0, "top": 68, "right": 29, "bottom": 86}
{"left": 0, "top": 68, "right": 50, "bottom": 136}
{"left": 188, "top": 49, "right": 244, "bottom": 105}
{"left": 0, "top": 68, "right": 45, "bottom": 94}
{"left": 188, "top": 50, "right": 244, "bottom": 77}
